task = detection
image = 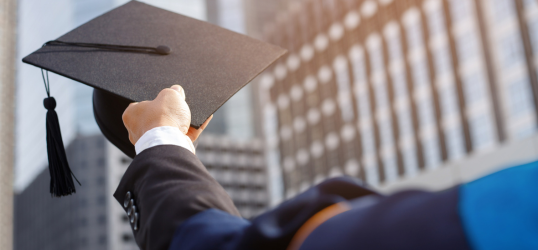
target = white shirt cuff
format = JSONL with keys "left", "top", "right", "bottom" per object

{"left": 134, "top": 126, "right": 195, "bottom": 155}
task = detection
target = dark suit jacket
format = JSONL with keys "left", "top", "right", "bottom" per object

{"left": 114, "top": 144, "right": 538, "bottom": 250}
{"left": 113, "top": 145, "right": 240, "bottom": 250}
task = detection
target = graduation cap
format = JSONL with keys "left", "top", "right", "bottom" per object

{"left": 22, "top": 1, "right": 286, "bottom": 197}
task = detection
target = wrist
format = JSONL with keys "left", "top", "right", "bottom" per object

{"left": 132, "top": 119, "right": 185, "bottom": 145}
{"left": 135, "top": 126, "right": 195, "bottom": 155}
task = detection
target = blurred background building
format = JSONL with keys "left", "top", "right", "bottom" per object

{"left": 256, "top": 0, "right": 538, "bottom": 198}
{"left": 196, "top": 135, "right": 268, "bottom": 218}
{"left": 0, "top": 0, "right": 17, "bottom": 249}
{"left": 15, "top": 135, "right": 139, "bottom": 250}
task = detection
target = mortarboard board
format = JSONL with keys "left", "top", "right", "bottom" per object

{"left": 22, "top": 1, "right": 286, "bottom": 196}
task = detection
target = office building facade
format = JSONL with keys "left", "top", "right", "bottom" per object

{"left": 0, "top": 0, "right": 16, "bottom": 248}
{"left": 258, "top": 0, "right": 538, "bottom": 197}
{"left": 197, "top": 135, "right": 269, "bottom": 218}
{"left": 15, "top": 135, "right": 139, "bottom": 250}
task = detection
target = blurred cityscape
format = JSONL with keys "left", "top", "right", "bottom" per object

{"left": 1, "top": 0, "right": 537, "bottom": 249}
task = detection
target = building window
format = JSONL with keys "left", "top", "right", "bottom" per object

{"left": 462, "top": 72, "right": 486, "bottom": 104}
{"left": 97, "top": 158, "right": 105, "bottom": 167}
{"left": 449, "top": 0, "right": 474, "bottom": 23}
{"left": 447, "top": 127, "right": 465, "bottom": 159}
{"left": 470, "top": 114, "right": 494, "bottom": 149}
{"left": 424, "top": 137, "right": 441, "bottom": 168}
{"left": 80, "top": 217, "right": 87, "bottom": 227}
{"left": 491, "top": 0, "right": 515, "bottom": 23}
{"left": 97, "top": 214, "right": 107, "bottom": 225}
{"left": 96, "top": 176, "right": 105, "bottom": 185}
{"left": 99, "top": 235, "right": 107, "bottom": 245}
{"left": 122, "top": 233, "right": 133, "bottom": 242}
{"left": 498, "top": 34, "right": 524, "bottom": 69}
{"left": 456, "top": 31, "right": 479, "bottom": 64}
{"left": 433, "top": 48, "right": 452, "bottom": 77}
{"left": 508, "top": 77, "right": 534, "bottom": 117}
{"left": 97, "top": 195, "right": 106, "bottom": 205}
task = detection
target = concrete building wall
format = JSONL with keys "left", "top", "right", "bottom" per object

{"left": 257, "top": 0, "right": 538, "bottom": 197}
{"left": 15, "top": 135, "right": 137, "bottom": 250}
{"left": 197, "top": 135, "right": 268, "bottom": 218}
{"left": 106, "top": 141, "right": 138, "bottom": 250}
{"left": 0, "top": 0, "right": 16, "bottom": 248}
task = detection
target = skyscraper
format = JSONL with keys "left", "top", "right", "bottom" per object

{"left": 257, "top": 0, "right": 538, "bottom": 198}
{"left": 0, "top": 0, "right": 17, "bottom": 248}
{"left": 196, "top": 135, "right": 268, "bottom": 218}
{"left": 15, "top": 135, "right": 139, "bottom": 250}
{"left": 204, "top": 0, "right": 256, "bottom": 139}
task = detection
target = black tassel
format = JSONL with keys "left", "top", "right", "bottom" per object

{"left": 42, "top": 69, "right": 80, "bottom": 197}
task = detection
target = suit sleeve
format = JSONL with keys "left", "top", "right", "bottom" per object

{"left": 113, "top": 145, "right": 240, "bottom": 250}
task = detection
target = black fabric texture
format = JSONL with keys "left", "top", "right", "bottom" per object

{"left": 93, "top": 89, "right": 136, "bottom": 158}
{"left": 113, "top": 145, "right": 240, "bottom": 250}
{"left": 22, "top": 0, "right": 286, "bottom": 128}
{"left": 299, "top": 187, "right": 471, "bottom": 250}
{"left": 167, "top": 177, "right": 379, "bottom": 250}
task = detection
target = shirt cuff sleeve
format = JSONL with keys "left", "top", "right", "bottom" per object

{"left": 134, "top": 126, "right": 195, "bottom": 155}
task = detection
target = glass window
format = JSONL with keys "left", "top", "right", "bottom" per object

{"left": 433, "top": 48, "right": 453, "bottom": 76}
{"left": 447, "top": 127, "right": 465, "bottom": 159}
{"left": 418, "top": 98, "right": 436, "bottom": 126}
{"left": 412, "top": 60, "right": 430, "bottom": 87}
{"left": 440, "top": 84, "right": 458, "bottom": 115}
{"left": 400, "top": 111, "right": 414, "bottom": 135}
{"left": 491, "top": 0, "right": 515, "bottom": 23}
{"left": 470, "top": 114, "right": 494, "bottom": 149}
{"left": 99, "top": 235, "right": 107, "bottom": 245}
{"left": 370, "top": 50, "right": 385, "bottom": 72}
{"left": 334, "top": 57, "right": 355, "bottom": 122}
{"left": 374, "top": 85, "right": 389, "bottom": 109}
{"left": 97, "top": 158, "right": 105, "bottom": 167}
{"left": 524, "top": 0, "right": 538, "bottom": 8}
{"left": 97, "top": 214, "right": 107, "bottom": 225}
{"left": 96, "top": 176, "right": 105, "bottom": 185}
{"left": 456, "top": 31, "right": 479, "bottom": 64}
{"left": 406, "top": 23, "right": 424, "bottom": 49}
{"left": 387, "top": 36, "right": 403, "bottom": 60}
{"left": 363, "top": 132, "right": 376, "bottom": 154}
{"left": 380, "top": 122, "right": 394, "bottom": 145}
{"left": 384, "top": 157, "right": 398, "bottom": 181}
{"left": 403, "top": 147, "right": 419, "bottom": 176}
{"left": 424, "top": 137, "right": 441, "bottom": 167}
{"left": 349, "top": 45, "right": 368, "bottom": 84}
{"left": 449, "top": 0, "right": 473, "bottom": 22}
{"left": 97, "top": 195, "right": 106, "bottom": 205}
{"left": 122, "top": 233, "right": 133, "bottom": 242}
{"left": 463, "top": 72, "right": 486, "bottom": 104}
{"left": 426, "top": 7, "right": 446, "bottom": 37}
{"left": 498, "top": 34, "right": 525, "bottom": 69}
{"left": 508, "top": 77, "right": 534, "bottom": 117}
{"left": 392, "top": 75, "right": 407, "bottom": 98}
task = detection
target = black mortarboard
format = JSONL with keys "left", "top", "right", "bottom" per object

{"left": 22, "top": 1, "right": 286, "bottom": 196}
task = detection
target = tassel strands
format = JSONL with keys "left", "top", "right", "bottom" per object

{"left": 42, "top": 69, "right": 80, "bottom": 197}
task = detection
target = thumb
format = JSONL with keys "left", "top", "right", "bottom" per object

{"left": 170, "top": 85, "right": 186, "bottom": 100}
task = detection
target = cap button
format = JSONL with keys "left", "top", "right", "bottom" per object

{"left": 156, "top": 45, "right": 171, "bottom": 55}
